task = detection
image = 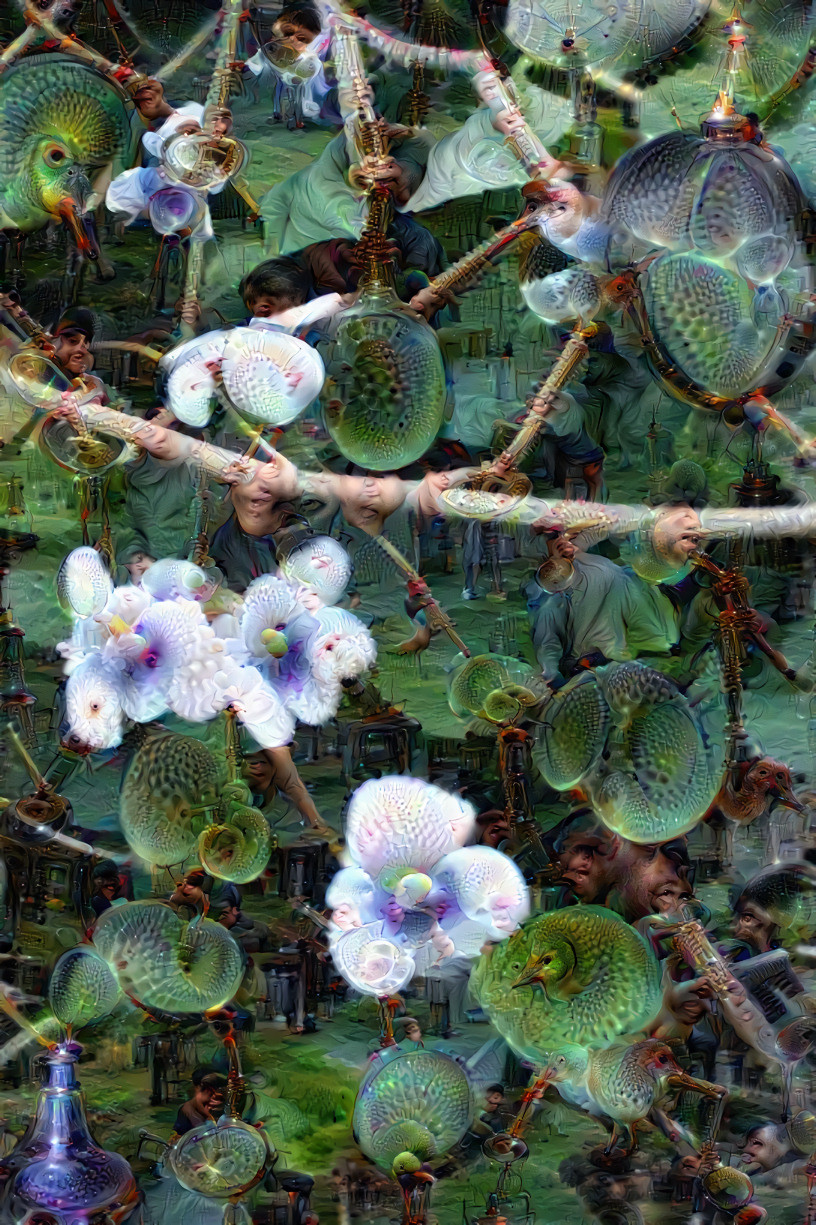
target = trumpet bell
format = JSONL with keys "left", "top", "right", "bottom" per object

{"left": 536, "top": 555, "right": 575, "bottom": 594}
{"left": 7, "top": 350, "right": 73, "bottom": 409}
{"left": 147, "top": 185, "right": 207, "bottom": 236}
{"left": 162, "top": 131, "right": 248, "bottom": 191}
{"left": 40, "top": 414, "right": 130, "bottom": 476}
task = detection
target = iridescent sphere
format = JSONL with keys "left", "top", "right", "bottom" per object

{"left": 169, "top": 1117, "right": 268, "bottom": 1198}
{"left": 323, "top": 294, "right": 446, "bottom": 470}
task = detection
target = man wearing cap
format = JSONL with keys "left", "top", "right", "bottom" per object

{"left": 52, "top": 308, "right": 95, "bottom": 381}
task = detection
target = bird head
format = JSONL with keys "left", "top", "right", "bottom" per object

{"left": 391, "top": 1152, "right": 434, "bottom": 1184}
{"left": 641, "top": 1041, "right": 721, "bottom": 1096}
{"left": 540, "top": 1044, "right": 589, "bottom": 1085}
{"left": 511, "top": 936, "right": 577, "bottom": 999}
{"left": 747, "top": 759, "right": 803, "bottom": 811}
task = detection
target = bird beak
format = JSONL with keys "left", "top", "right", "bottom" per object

{"left": 770, "top": 782, "right": 804, "bottom": 812}
{"left": 415, "top": 1172, "right": 435, "bottom": 1184}
{"left": 57, "top": 198, "right": 98, "bottom": 260}
{"left": 512, "top": 956, "right": 542, "bottom": 989}
{"left": 666, "top": 1070, "right": 720, "bottom": 1096}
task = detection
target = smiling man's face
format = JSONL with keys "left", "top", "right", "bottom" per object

{"left": 613, "top": 840, "right": 694, "bottom": 920}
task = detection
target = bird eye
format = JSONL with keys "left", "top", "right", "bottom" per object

{"left": 657, "top": 1054, "right": 669, "bottom": 1064}
{"left": 44, "top": 146, "right": 68, "bottom": 167}
{"left": 89, "top": 700, "right": 101, "bottom": 713}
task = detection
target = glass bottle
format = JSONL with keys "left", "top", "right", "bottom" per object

{"left": 0, "top": 1041, "right": 138, "bottom": 1225}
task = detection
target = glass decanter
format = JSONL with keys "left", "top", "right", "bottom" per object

{"left": 0, "top": 1041, "right": 138, "bottom": 1225}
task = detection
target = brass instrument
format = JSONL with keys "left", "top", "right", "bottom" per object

{"left": 374, "top": 533, "right": 470, "bottom": 656}
{"left": 445, "top": 324, "right": 596, "bottom": 510}
{"left": 0, "top": 298, "right": 115, "bottom": 470}
{"left": 424, "top": 203, "right": 549, "bottom": 300}
{"left": 332, "top": 22, "right": 391, "bottom": 180}
{"left": 332, "top": 22, "right": 402, "bottom": 289}
{"left": 178, "top": 237, "right": 206, "bottom": 340}
{"left": 647, "top": 903, "right": 782, "bottom": 1065}
{"left": 688, "top": 548, "right": 810, "bottom": 761}
{"left": 471, "top": 66, "right": 563, "bottom": 181}
{"left": 403, "top": 60, "right": 429, "bottom": 127}
{"left": 534, "top": 517, "right": 608, "bottom": 593}
{"left": 162, "top": 0, "right": 249, "bottom": 195}
{"left": 190, "top": 465, "right": 216, "bottom": 571}
{"left": 79, "top": 397, "right": 258, "bottom": 486}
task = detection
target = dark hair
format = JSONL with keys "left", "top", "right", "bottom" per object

{"left": 486, "top": 1083, "right": 504, "bottom": 1096}
{"left": 198, "top": 1072, "right": 228, "bottom": 1092}
{"left": 239, "top": 257, "right": 311, "bottom": 309}
{"left": 278, "top": 3, "right": 322, "bottom": 34}
{"left": 191, "top": 1065, "right": 218, "bottom": 1086}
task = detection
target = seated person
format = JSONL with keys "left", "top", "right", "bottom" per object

{"left": 479, "top": 1084, "right": 511, "bottom": 1134}
{"left": 169, "top": 870, "right": 210, "bottom": 920}
{"left": 90, "top": 863, "right": 121, "bottom": 917}
{"left": 172, "top": 1069, "right": 228, "bottom": 1136}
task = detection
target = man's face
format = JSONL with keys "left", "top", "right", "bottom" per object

{"left": 331, "top": 902, "right": 361, "bottom": 931}
{"left": 557, "top": 833, "right": 615, "bottom": 901}
{"left": 485, "top": 1091, "right": 503, "bottom": 1111}
{"left": 273, "top": 18, "right": 316, "bottom": 51}
{"left": 734, "top": 902, "right": 775, "bottom": 952}
{"left": 55, "top": 332, "right": 89, "bottom": 377}
{"left": 126, "top": 552, "right": 154, "bottom": 582}
{"left": 209, "top": 113, "right": 233, "bottom": 138}
{"left": 196, "top": 1084, "right": 224, "bottom": 1113}
{"left": 135, "top": 82, "right": 167, "bottom": 120}
{"left": 230, "top": 463, "right": 291, "bottom": 535}
{"left": 340, "top": 475, "right": 405, "bottom": 529}
{"left": 614, "top": 841, "right": 693, "bottom": 920}
{"left": 137, "top": 422, "right": 176, "bottom": 461}
{"left": 742, "top": 1128, "right": 781, "bottom": 1172}
{"left": 248, "top": 293, "right": 299, "bottom": 319}
{"left": 405, "top": 1023, "right": 421, "bottom": 1042}
{"left": 654, "top": 507, "right": 704, "bottom": 569}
